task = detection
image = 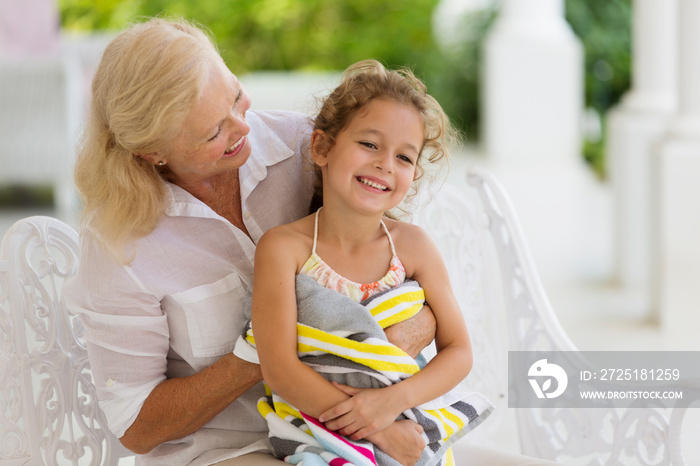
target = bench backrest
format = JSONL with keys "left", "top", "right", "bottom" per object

{"left": 0, "top": 168, "right": 688, "bottom": 465}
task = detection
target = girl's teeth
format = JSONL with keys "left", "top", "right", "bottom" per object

{"left": 359, "top": 177, "right": 388, "bottom": 191}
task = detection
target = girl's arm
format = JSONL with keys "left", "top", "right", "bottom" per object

{"left": 252, "top": 227, "right": 351, "bottom": 417}
{"left": 252, "top": 228, "right": 426, "bottom": 465}
{"left": 320, "top": 224, "right": 473, "bottom": 439}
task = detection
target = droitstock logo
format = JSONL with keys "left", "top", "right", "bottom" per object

{"left": 510, "top": 351, "right": 700, "bottom": 408}
{"left": 528, "top": 359, "right": 568, "bottom": 399}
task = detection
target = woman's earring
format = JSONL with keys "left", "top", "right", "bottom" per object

{"left": 158, "top": 161, "right": 165, "bottom": 166}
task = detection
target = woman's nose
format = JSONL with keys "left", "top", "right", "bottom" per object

{"left": 232, "top": 103, "right": 249, "bottom": 121}
{"left": 228, "top": 108, "right": 251, "bottom": 138}
{"left": 232, "top": 89, "right": 252, "bottom": 119}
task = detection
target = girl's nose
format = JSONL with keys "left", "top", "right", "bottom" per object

{"left": 374, "top": 152, "right": 394, "bottom": 172}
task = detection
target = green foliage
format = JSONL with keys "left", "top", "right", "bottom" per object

{"left": 583, "top": 128, "right": 607, "bottom": 177}
{"left": 60, "top": 0, "right": 440, "bottom": 74}
{"left": 59, "top": 0, "right": 631, "bottom": 175}
{"left": 419, "top": 8, "right": 497, "bottom": 142}
{"left": 565, "top": 0, "right": 631, "bottom": 114}
{"left": 566, "top": 0, "right": 631, "bottom": 177}
{"left": 416, "top": 0, "right": 631, "bottom": 174}
{"left": 59, "top": 0, "right": 137, "bottom": 30}
{"left": 0, "top": 185, "right": 53, "bottom": 208}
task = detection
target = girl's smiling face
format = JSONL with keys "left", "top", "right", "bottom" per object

{"left": 158, "top": 58, "right": 253, "bottom": 189}
{"left": 313, "top": 98, "right": 424, "bottom": 215}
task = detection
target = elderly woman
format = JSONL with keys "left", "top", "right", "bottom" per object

{"left": 65, "top": 17, "right": 561, "bottom": 466}
{"left": 64, "top": 17, "right": 435, "bottom": 466}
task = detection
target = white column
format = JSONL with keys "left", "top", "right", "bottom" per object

{"left": 654, "top": 0, "right": 700, "bottom": 343}
{"left": 623, "top": 0, "right": 677, "bottom": 112}
{"left": 607, "top": 0, "right": 677, "bottom": 293}
{"left": 480, "top": 0, "right": 596, "bottom": 288}
{"left": 667, "top": 0, "right": 700, "bottom": 139}
{"left": 482, "top": 0, "right": 583, "bottom": 168}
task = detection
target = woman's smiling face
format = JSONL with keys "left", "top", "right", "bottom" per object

{"left": 160, "top": 57, "right": 253, "bottom": 188}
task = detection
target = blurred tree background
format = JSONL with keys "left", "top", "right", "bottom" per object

{"left": 59, "top": 0, "right": 630, "bottom": 177}
{"left": 566, "top": 0, "right": 631, "bottom": 176}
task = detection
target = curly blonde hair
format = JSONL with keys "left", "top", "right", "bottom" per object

{"left": 309, "top": 59, "right": 456, "bottom": 216}
{"left": 74, "top": 17, "right": 221, "bottom": 262}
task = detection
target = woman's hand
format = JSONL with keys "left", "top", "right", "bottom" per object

{"left": 319, "top": 383, "right": 405, "bottom": 439}
{"left": 367, "top": 420, "right": 425, "bottom": 466}
{"left": 120, "top": 353, "right": 262, "bottom": 454}
{"left": 384, "top": 304, "right": 436, "bottom": 358}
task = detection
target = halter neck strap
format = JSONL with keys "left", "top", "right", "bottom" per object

{"left": 312, "top": 208, "right": 397, "bottom": 257}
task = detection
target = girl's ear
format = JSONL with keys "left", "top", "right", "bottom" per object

{"left": 310, "top": 129, "right": 329, "bottom": 167}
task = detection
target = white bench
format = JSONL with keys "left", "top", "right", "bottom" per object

{"left": 0, "top": 167, "right": 690, "bottom": 465}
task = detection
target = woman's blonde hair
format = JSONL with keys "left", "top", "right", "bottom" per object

{"left": 310, "top": 59, "right": 456, "bottom": 216}
{"left": 74, "top": 17, "right": 221, "bottom": 262}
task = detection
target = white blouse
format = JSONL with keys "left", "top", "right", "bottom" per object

{"left": 64, "top": 110, "right": 315, "bottom": 465}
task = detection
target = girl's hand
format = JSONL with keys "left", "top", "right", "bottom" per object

{"left": 367, "top": 420, "right": 425, "bottom": 466}
{"left": 319, "top": 382, "right": 405, "bottom": 439}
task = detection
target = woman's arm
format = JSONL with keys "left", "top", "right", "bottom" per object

{"left": 384, "top": 303, "right": 435, "bottom": 358}
{"left": 120, "top": 353, "right": 261, "bottom": 454}
{"left": 68, "top": 228, "right": 267, "bottom": 455}
{"left": 321, "top": 224, "right": 473, "bottom": 439}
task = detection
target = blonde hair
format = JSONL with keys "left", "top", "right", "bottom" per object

{"left": 310, "top": 59, "right": 456, "bottom": 216}
{"left": 74, "top": 17, "right": 221, "bottom": 262}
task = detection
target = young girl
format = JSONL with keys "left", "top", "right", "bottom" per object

{"left": 245, "top": 60, "right": 492, "bottom": 466}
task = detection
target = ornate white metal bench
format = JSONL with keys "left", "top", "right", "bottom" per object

{"left": 0, "top": 215, "right": 131, "bottom": 465}
{"left": 0, "top": 167, "right": 689, "bottom": 465}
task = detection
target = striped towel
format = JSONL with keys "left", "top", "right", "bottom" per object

{"left": 234, "top": 274, "right": 494, "bottom": 466}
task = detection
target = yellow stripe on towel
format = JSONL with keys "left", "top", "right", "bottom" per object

{"left": 368, "top": 289, "right": 425, "bottom": 327}
{"left": 257, "top": 398, "right": 275, "bottom": 418}
{"left": 445, "top": 448, "right": 455, "bottom": 466}
{"left": 297, "top": 324, "right": 420, "bottom": 376}
{"left": 273, "top": 399, "right": 303, "bottom": 422}
{"left": 376, "top": 302, "right": 423, "bottom": 328}
{"left": 440, "top": 407, "right": 467, "bottom": 433}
